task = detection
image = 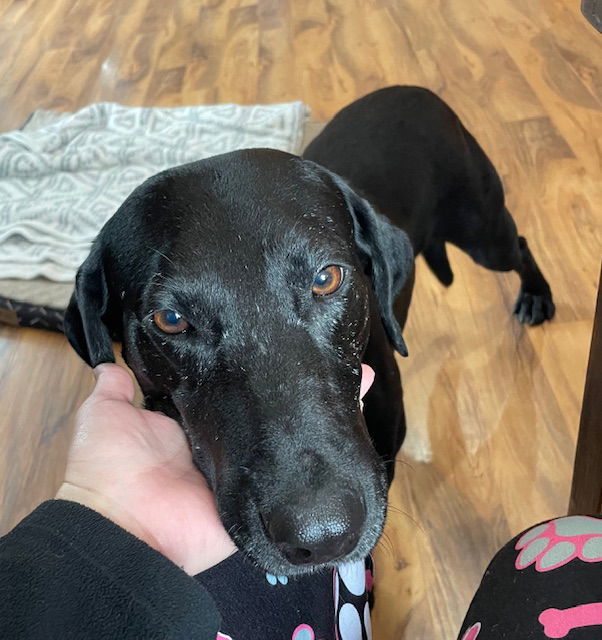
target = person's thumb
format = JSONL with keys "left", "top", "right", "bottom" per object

{"left": 92, "top": 363, "right": 135, "bottom": 404}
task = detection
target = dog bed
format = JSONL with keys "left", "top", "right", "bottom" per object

{"left": 0, "top": 102, "right": 324, "bottom": 332}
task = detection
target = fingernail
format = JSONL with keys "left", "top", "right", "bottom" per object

{"left": 93, "top": 364, "right": 107, "bottom": 380}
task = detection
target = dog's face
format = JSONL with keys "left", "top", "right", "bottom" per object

{"left": 64, "top": 149, "right": 412, "bottom": 575}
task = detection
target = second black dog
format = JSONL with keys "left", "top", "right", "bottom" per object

{"left": 304, "top": 85, "right": 555, "bottom": 327}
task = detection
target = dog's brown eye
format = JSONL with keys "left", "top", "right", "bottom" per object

{"left": 153, "top": 310, "right": 190, "bottom": 334}
{"left": 312, "top": 265, "right": 344, "bottom": 296}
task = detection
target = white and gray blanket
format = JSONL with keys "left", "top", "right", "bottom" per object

{"left": 0, "top": 101, "right": 309, "bottom": 282}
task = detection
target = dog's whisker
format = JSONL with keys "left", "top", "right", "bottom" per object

{"left": 385, "top": 505, "right": 424, "bottom": 535}
{"left": 227, "top": 525, "right": 243, "bottom": 541}
{"left": 149, "top": 246, "right": 176, "bottom": 265}
{"left": 376, "top": 531, "right": 395, "bottom": 557}
{"left": 394, "top": 457, "right": 415, "bottom": 471}
{"left": 380, "top": 455, "right": 415, "bottom": 472}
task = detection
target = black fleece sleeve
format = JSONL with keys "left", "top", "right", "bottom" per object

{"left": 0, "top": 500, "right": 221, "bottom": 640}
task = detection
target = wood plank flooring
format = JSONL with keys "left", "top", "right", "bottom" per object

{"left": 1, "top": 1, "right": 600, "bottom": 637}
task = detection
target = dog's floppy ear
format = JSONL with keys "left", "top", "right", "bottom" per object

{"left": 326, "top": 170, "right": 413, "bottom": 357}
{"left": 63, "top": 241, "right": 121, "bottom": 367}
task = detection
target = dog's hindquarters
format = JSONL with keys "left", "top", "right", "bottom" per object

{"left": 441, "top": 125, "right": 555, "bottom": 325}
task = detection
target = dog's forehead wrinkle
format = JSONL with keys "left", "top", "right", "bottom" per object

{"left": 147, "top": 263, "right": 258, "bottom": 309}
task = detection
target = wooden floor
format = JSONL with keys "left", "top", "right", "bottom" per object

{"left": 1, "top": 0, "right": 601, "bottom": 637}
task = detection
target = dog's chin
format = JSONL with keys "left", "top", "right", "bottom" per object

{"left": 218, "top": 497, "right": 387, "bottom": 577}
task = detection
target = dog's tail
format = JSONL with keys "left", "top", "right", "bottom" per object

{"left": 423, "top": 240, "right": 454, "bottom": 286}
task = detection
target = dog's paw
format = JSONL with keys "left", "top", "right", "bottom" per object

{"left": 514, "top": 288, "right": 555, "bottom": 325}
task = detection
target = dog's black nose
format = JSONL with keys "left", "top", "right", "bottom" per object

{"left": 265, "top": 492, "right": 365, "bottom": 565}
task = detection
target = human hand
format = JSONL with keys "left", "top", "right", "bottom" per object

{"left": 56, "top": 362, "right": 375, "bottom": 575}
{"left": 56, "top": 363, "right": 237, "bottom": 575}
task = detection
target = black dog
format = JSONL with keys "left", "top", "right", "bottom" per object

{"left": 64, "top": 86, "right": 553, "bottom": 576}
{"left": 64, "top": 149, "right": 411, "bottom": 576}
{"left": 304, "top": 86, "right": 555, "bottom": 326}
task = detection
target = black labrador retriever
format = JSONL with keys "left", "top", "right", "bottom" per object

{"left": 304, "top": 86, "right": 555, "bottom": 327}
{"left": 64, "top": 86, "right": 553, "bottom": 577}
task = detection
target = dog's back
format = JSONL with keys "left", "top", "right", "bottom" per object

{"left": 303, "top": 85, "right": 505, "bottom": 286}
{"left": 304, "top": 85, "right": 554, "bottom": 325}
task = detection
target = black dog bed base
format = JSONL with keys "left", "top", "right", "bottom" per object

{"left": 0, "top": 296, "right": 66, "bottom": 332}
